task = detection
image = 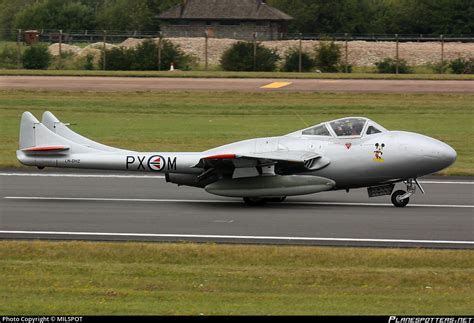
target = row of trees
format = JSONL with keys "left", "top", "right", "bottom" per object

{"left": 0, "top": 0, "right": 472, "bottom": 37}
{"left": 0, "top": 0, "right": 176, "bottom": 34}
{"left": 269, "top": 0, "right": 474, "bottom": 35}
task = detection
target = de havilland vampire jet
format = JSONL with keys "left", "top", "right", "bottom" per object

{"left": 17, "top": 111, "right": 457, "bottom": 207}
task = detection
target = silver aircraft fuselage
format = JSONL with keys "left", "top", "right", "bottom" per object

{"left": 203, "top": 131, "right": 456, "bottom": 189}
{"left": 16, "top": 112, "right": 456, "bottom": 206}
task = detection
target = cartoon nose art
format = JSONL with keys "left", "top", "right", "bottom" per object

{"left": 373, "top": 143, "right": 385, "bottom": 162}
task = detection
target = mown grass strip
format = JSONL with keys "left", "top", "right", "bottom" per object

{"left": 0, "top": 240, "right": 472, "bottom": 315}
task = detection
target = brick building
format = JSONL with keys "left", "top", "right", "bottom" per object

{"left": 157, "top": 0, "right": 293, "bottom": 40}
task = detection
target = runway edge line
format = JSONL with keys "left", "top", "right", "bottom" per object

{"left": 0, "top": 230, "right": 473, "bottom": 246}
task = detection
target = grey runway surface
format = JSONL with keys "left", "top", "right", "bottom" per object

{"left": 0, "top": 171, "right": 473, "bottom": 249}
{"left": 1, "top": 76, "right": 474, "bottom": 93}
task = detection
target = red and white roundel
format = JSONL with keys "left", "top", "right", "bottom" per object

{"left": 148, "top": 155, "right": 165, "bottom": 171}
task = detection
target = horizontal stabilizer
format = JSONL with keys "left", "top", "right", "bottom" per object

{"left": 22, "top": 145, "right": 70, "bottom": 153}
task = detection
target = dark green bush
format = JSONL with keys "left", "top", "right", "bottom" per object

{"left": 158, "top": 39, "right": 195, "bottom": 71}
{"left": 0, "top": 45, "right": 19, "bottom": 68}
{"left": 282, "top": 47, "right": 316, "bottom": 72}
{"left": 449, "top": 57, "right": 474, "bottom": 74}
{"left": 100, "top": 39, "right": 194, "bottom": 71}
{"left": 134, "top": 39, "right": 194, "bottom": 71}
{"left": 132, "top": 39, "right": 158, "bottom": 70}
{"left": 315, "top": 41, "right": 342, "bottom": 72}
{"left": 22, "top": 44, "right": 51, "bottom": 69}
{"left": 100, "top": 46, "right": 134, "bottom": 70}
{"left": 220, "top": 41, "right": 279, "bottom": 72}
{"left": 375, "top": 58, "right": 412, "bottom": 74}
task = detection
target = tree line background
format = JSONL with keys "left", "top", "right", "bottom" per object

{"left": 0, "top": 0, "right": 472, "bottom": 37}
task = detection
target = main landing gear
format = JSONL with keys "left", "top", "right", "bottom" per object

{"left": 243, "top": 197, "right": 286, "bottom": 206}
{"left": 243, "top": 179, "right": 424, "bottom": 207}
{"left": 391, "top": 178, "right": 425, "bottom": 207}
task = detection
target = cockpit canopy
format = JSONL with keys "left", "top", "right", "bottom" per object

{"left": 298, "top": 117, "right": 387, "bottom": 138}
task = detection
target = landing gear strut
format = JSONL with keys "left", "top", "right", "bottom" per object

{"left": 243, "top": 197, "right": 286, "bottom": 206}
{"left": 391, "top": 178, "right": 424, "bottom": 207}
{"left": 243, "top": 197, "right": 266, "bottom": 206}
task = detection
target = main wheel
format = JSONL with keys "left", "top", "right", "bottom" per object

{"left": 243, "top": 197, "right": 267, "bottom": 206}
{"left": 265, "top": 197, "right": 287, "bottom": 203}
{"left": 391, "top": 190, "right": 409, "bottom": 207}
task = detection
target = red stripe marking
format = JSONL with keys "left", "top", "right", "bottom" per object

{"left": 24, "top": 146, "right": 68, "bottom": 152}
{"left": 205, "top": 154, "right": 236, "bottom": 159}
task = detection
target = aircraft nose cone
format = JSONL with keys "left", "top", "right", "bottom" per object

{"left": 398, "top": 132, "right": 457, "bottom": 174}
{"left": 438, "top": 141, "right": 457, "bottom": 167}
{"left": 421, "top": 138, "right": 457, "bottom": 169}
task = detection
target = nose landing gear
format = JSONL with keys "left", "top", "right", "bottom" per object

{"left": 391, "top": 178, "right": 424, "bottom": 207}
{"left": 391, "top": 190, "right": 410, "bottom": 207}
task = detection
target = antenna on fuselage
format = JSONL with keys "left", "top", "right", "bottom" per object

{"left": 292, "top": 111, "right": 309, "bottom": 128}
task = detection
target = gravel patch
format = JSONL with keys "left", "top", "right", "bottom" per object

{"left": 49, "top": 38, "right": 474, "bottom": 67}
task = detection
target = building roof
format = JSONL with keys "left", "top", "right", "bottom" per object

{"left": 158, "top": 0, "right": 293, "bottom": 21}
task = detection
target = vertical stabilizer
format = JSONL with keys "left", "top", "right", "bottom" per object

{"left": 42, "top": 111, "right": 130, "bottom": 153}
{"left": 18, "top": 111, "right": 99, "bottom": 154}
{"left": 19, "top": 112, "right": 40, "bottom": 149}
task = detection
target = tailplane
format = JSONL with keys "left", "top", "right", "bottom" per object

{"left": 17, "top": 112, "right": 101, "bottom": 166}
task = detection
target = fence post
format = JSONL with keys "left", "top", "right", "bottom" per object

{"left": 395, "top": 33, "right": 399, "bottom": 74}
{"left": 298, "top": 33, "right": 303, "bottom": 73}
{"left": 204, "top": 30, "right": 209, "bottom": 71}
{"left": 344, "top": 33, "right": 349, "bottom": 73}
{"left": 157, "top": 32, "right": 162, "bottom": 71}
{"left": 102, "top": 30, "right": 107, "bottom": 70}
{"left": 58, "top": 29, "right": 63, "bottom": 69}
{"left": 16, "top": 29, "right": 22, "bottom": 69}
{"left": 440, "top": 34, "right": 444, "bottom": 72}
{"left": 253, "top": 32, "right": 257, "bottom": 71}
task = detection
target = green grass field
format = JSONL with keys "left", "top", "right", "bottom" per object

{"left": 2, "top": 68, "right": 474, "bottom": 80}
{"left": 0, "top": 90, "right": 472, "bottom": 175}
{"left": 0, "top": 241, "right": 472, "bottom": 315}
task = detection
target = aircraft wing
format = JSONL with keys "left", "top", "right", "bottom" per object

{"left": 196, "top": 151, "right": 319, "bottom": 166}
{"left": 194, "top": 151, "right": 330, "bottom": 180}
{"left": 240, "top": 150, "right": 321, "bottom": 163}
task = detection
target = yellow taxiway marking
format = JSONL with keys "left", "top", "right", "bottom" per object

{"left": 261, "top": 81, "right": 292, "bottom": 89}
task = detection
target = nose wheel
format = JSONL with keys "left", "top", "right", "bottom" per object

{"left": 391, "top": 178, "right": 425, "bottom": 207}
{"left": 391, "top": 190, "right": 410, "bottom": 207}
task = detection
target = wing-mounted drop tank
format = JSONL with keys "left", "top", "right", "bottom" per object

{"left": 205, "top": 175, "right": 335, "bottom": 198}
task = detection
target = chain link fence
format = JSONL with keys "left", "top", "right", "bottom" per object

{"left": 1, "top": 29, "right": 473, "bottom": 72}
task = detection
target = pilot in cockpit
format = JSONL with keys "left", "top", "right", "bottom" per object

{"left": 352, "top": 122, "right": 364, "bottom": 136}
